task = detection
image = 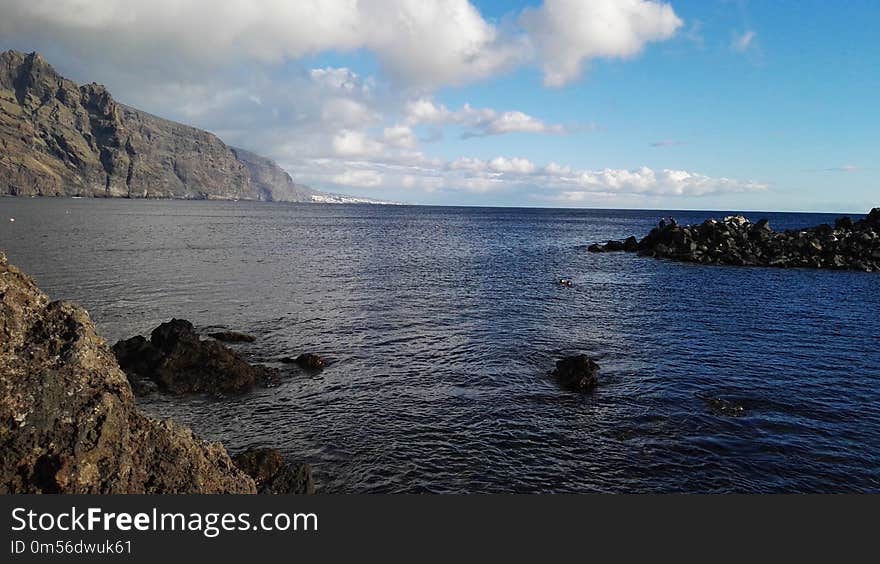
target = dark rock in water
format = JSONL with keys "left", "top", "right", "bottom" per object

{"left": 558, "top": 278, "right": 573, "bottom": 287}
{"left": 114, "top": 319, "right": 276, "bottom": 395}
{"left": 552, "top": 355, "right": 599, "bottom": 392}
{"left": 0, "top": 252, "right": 257, "bottom": 493}
{"left": 603, "top": 239, "right": 626, "bottom": 252}
{"left": 586, "top": 208, "right": 880, "bottom": 272}
{"left": 209, "top": 330, "right": 256, "bottom": 343}
{"left": 233, "top": 447, "right": 314, "bottom": 494}
{"left": 704, "top": 397, "right": 745, "bottom": 417}
{"left": 282, "top": 353, "right": 326, "bottom": 371}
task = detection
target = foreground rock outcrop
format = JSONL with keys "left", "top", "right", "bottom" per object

{"left": 0, "top": 50, "right": 322, "bottom": 201}
{"left": 1, "top": 253, "right": 316, "bottom": 493}
{"left": 589, "top": 208, "right": 880, "bottom": 272}
{"left": 0, "top": 252, "right": 257, "bottom": 493}
{"left": 113, "top": 319, "right": 276, "bottom": 395}
{"left": 552, "top": 355, "right": 600, "bottom": 392}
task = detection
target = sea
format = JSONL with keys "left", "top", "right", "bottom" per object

{"left": 2, "top": 197, "right": 879, "bottom": 493}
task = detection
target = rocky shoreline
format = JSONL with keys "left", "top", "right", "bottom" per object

{"left": 0, "top": 252, "right": 312, "bottom": 493}
{"left": 589, "top": 208, "right": 880, "bottom": 272}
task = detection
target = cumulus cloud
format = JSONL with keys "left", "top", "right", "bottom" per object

{"left": 332, "top": 130, "right": 385, "bottom": 158}
{"left": 520, "top": 0, "right": 682, "bottom": 87}
{"left": 382, "top": 125, "right": 419, "bottom": 149}
{"left": 0, "top": 0, "right": 681, "bottom": 89}
{"left": 0, "top": 0, "right": 524, "bottom": 89}
{"left": 291, "top": 153, "right": 767, "bottom": 203}
{"left": 403, "top": 98, "right": 569, "bottom": 138}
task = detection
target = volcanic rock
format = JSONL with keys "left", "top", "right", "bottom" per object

{"left": 0, "top": 251, "right": 258, "bottom": 493}
{"left": 587, "top": 208, "right": 880, "bottom": 272}
{"left": 232, "top": 447, "right": 315, "bottom": 494}
{"left": 552, "top": 355, "right": 600, "bottom": 392}
{"left": 280, "top": 353, "right": 327, "bottom": 371}
{"left": 113, "top": 319, "right": 276, "bottom": 395}
{"left": 704, "top": 397, "right": 746, "bottom": 417}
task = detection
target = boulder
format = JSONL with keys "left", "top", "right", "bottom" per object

{"left": 281, "top": 353, "right": 327, "bottom": 371}
{"left": 552, "top": 355, "right": 599, "bottom": 392}
{"left": 753, "top": 218, "right": 771, "bottom": 231}
{"left": 0, "top": 252, "right": 257, "bottom": 493}
{"left": 835, "top": 216, "right": 854, "bottom": 230}
{"left": 114, "top": 319, "right": 276, "bottom": 395}
{"left": 233, "top": 447, "right": 314, "bottom": 494}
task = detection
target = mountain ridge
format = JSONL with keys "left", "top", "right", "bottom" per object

{"left": 0, "top": 50, "right": 388, "bottom": 204}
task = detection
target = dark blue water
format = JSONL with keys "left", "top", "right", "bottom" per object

{"left": 2, "top": 198, "right": 879, "bottom": 493}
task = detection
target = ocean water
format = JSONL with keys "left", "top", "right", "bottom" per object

{"left": 2, "top": 197, "right": 879, "bottom": 493}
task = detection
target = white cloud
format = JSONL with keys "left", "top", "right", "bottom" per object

{"left": 0, "top": 0, "right": 681, "bottom": 89}
{"left": 448, "top": 157, "right": 488, "bottom": 172}
{"left": 520, "top": 0, "right": 682, "bottom": 87}
{"left": 382, "top": 125, "right": 419, "bottom": 149}
{"left": 292, "top": 153, "right": 767, "bottom": 203}
{"left": 332, "top": 130, "right": 385, "bottom": 158}
{"left": 404, "top": 98, "right": 569, "bottom": 138}
{"left": 731, "top": 30, "right": 757, "bottom": 53}
{"left": 481, "top": 111, "right": 565, "bottom": 135}
{"left": 488, "top": 157, "right": 536, "bottom": 174}
{"left": 0, "top": 0, "right": 524, "bottom": 89}
{"left": 309, "top": 67, "right": 372, "bottom": 95}
{"left": 332, "top": 169, "right": 384, "bottom": 188}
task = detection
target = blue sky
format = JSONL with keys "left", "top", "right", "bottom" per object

{"left": 1, "top": 0, "right": 877, "bottom": 212}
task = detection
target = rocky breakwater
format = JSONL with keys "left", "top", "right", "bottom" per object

{"left": 589, "top": 208, "right": 880, "bottom": 272}
{"left": 0, "top": 252, "right": 312, "bottom": 493}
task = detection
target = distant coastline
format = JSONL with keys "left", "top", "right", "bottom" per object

{"left": 0, "top": 191, "right": 400, "bottom": 205}
{"left": 0, "top": 50, "right": 398, "bottom": 206}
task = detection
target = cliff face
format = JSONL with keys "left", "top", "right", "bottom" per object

{"left": 0, "top": 50, "right": 320, "bottom": 201}
{"left": 0, "top": 251, "right": 257, "bottom": 493}
{"left": 231, "top": 147, "right": 320, "bottom": 202}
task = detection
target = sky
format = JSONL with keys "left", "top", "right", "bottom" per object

{"left": 0, "top": 0, "right": 877, "bottom": 212}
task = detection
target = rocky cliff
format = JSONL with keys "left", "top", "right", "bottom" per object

{"left": 0, "top": 250, "right": 258, "bottom": 493}
{"left": 0, "top": 50, "right": 320, "bottom": 201}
